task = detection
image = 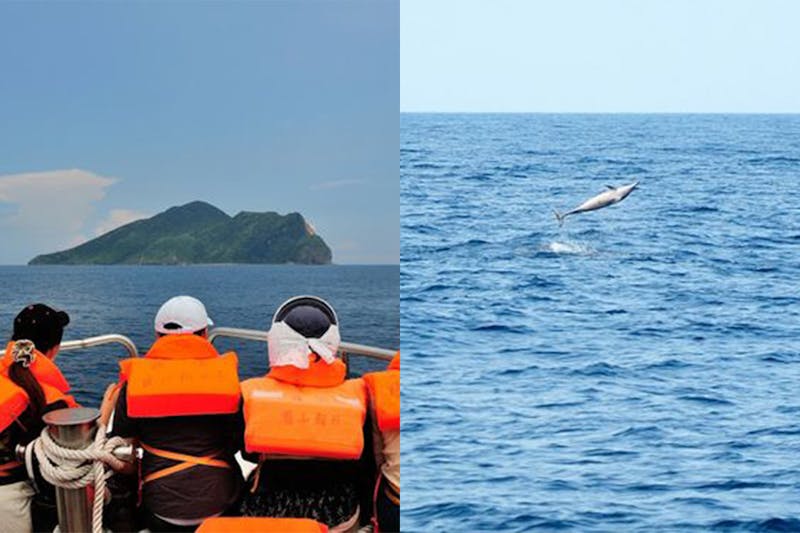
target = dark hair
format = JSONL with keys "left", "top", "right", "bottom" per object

{"left": 283, "top": 305, "right": 332, "bottom": 339}
{"left": 12, "top": 303, "right": 69, "bottom": 354}
{"left": 157, "top": 326, "right": 207, "bottom": 338}
{"left": 274, "top": 297, "right": 337, "bottom": 327}
{"left": 11, "top": 328, "right": 64, "bottom": 354}
{"left": 8, "top": 359, "right": 47, "bottom": 423}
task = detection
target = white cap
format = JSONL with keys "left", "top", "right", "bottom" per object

{"left": 154, "top": 296, "right": 214, "bottom": 334}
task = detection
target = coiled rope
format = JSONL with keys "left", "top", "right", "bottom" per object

{"left": 33, "top": 424, "right": 129, "bottom": 533}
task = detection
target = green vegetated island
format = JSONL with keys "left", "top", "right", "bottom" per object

{"left": 29, "top": 201, "right": 332, "bottom": 265}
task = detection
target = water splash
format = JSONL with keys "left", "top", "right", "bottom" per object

{"left": 544, "top": 240, "right": 594, "bottom": 255}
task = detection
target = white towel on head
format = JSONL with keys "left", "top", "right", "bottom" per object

{"left": 267, "top": 320, "right": 341, "bottom": 369}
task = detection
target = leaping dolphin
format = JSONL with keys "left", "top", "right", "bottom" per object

{"left": 554, "top": 181, "right": 639, "bottom": 225}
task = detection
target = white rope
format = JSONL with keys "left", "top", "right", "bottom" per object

{"left": 33, "top": 423, "right": 129, "bottom": 533}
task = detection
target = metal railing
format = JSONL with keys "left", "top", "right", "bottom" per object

{"left": 208, "top": 326, "right": 396, "bottom": 362}
{"left": 60, "top": 334, "right": 139, "bottom": 358}
{"left": 58, "top": 330, "right": 396, "bottom": 362}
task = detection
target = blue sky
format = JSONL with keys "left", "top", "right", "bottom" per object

{"left": 0, "top": 2, "right": 398, "bottom": 264}
{"left": 402, "top": 0, "right": 800, "bottom": 112}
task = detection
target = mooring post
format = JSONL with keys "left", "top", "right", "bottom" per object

{"left": 42, "top": 407, "right": 101, "bottom": 533}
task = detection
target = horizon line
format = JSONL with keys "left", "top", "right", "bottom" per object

{"left": 401, "top": 110, "right": 800, "bottom": 115}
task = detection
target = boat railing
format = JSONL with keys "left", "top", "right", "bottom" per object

{"left": 208, "top": 326, "right": 396, "bottom": 363}
{"left": 60, "top": 334, "right": 139, "bottom": 357}
{"left": 59, "top": 330, "right": 397, "bottom": 364}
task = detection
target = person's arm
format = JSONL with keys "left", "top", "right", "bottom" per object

{"left": 106, "top": 384, "right": 137, "bottom": 475}
{"left": 108, "top": 384, "right": 134, "bottom": 438}
{"left": 99, "top": 383, "right": 121, "bottom": 428}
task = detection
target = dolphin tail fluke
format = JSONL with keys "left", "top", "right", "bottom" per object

{"left": 553, "top": 209, "right": 565, "bottom": 226}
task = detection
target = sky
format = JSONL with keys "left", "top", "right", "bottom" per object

{"left": 402, "top": 0, "right": 800, "bottom": 113}
{"left": 0, "top": 1, "right": 398, "bottom": 265}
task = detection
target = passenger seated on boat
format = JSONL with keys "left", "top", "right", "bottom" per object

{"left": 110, "top": 296, "right": 244, "bottom": 533}
{"left": 239, "top": 296, "right": 377, "bottom": 533}
{"left": 363, "top": 352, "right": 400, "bottom": 532}
{"left": 0, "top": 304, "right": 77, "bottom": 533}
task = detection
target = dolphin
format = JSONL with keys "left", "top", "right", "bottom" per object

{"left": 554, "top": 181, "right": 639, "bottom": 225}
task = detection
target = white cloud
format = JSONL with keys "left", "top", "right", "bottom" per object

{"left": 309, "top": 179, "right": 365, "bottom": 191}
{"left": 94, "top": 209, "right": 150, "bottom": 237}
{"left": 0, "top": 169, "right": 115, "bottom": 262}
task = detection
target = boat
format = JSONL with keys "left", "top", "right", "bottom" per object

{"left": 18, "top": 328, "right": 396, "bottom": 532}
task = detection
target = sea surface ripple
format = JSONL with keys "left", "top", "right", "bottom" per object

{"left": 401, "top": 114, "right": 800, "bottom": 532}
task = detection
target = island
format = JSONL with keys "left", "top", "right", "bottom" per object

{"left": 29, "top": 201, "right": 332, "bottom": 265}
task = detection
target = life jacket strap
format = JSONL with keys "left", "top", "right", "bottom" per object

{"left": 140, "top": 443, "right": 231, "bottom": 484}
{"left": 0, "top": 460, "right": 21, "bottom": 477}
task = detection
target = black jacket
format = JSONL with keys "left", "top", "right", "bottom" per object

{"left": 111, "top": 383, "right": 244, "bottom": 521}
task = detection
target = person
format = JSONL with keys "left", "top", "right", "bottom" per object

{"left": 239, "top": 296, "right": 376, "bottom": 533}
{"left": 363, "top": 352, "right": 400, "bottom": 532}
{"left": 110, "top": 296, "right": 243, "bottom": 532}
{"left": 0, "top": 304, "right": 77, "bottom": 533}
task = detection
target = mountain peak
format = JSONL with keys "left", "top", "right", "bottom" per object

{"left": 162, "top": 201, "right": 230, "bottom": 220}
{"left": 173, "top": 200, "right": 227, "bottom": 213}
{"left": 29, "top": 202, "right": 332, "bottom": 265}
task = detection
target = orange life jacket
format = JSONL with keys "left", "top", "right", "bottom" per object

{"left": 0, "top": 375, "right": 29, "bottom": 434}
{"left": 196, "top": 517, "right": 328, "bottom": 533}
{"left": 363, "top": 353, "right": 400, "bottom": 432}
{"left": 2, "top": 342, "right": 72, "bottom": 393}
{"left": 241, "top": 357, "right": 367, "bottom": 460}
{"left": 1, "top": 346, "right": 77, "bottom": 477}
{"left": 0, "top": 342, "right": 78, "bottom": 410}
{"left": 119, "top": 334, "right": 241, "bottom": 418}
{"left": 0, "top": 377, "right": 27, "bottom": 477}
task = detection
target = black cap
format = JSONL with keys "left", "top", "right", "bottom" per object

{"left": 12, "top": 303, "right": 70, "bottom": 353}
{"left": 273, "top": 296, "right": 337, "bottom": 339}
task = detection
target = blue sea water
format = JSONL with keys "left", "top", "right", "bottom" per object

{"left": 401, "top": 114, "right": 800, "bottom": 532}
{"left": 0, "top": 265, "right": 399, "bottom": 406}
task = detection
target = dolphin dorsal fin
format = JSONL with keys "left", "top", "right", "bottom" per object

{"left": 605, "top": 184, "right": 615, "bottom": 190}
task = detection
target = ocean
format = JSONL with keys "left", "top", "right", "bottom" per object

{"left": 401, "top": 114, "right": 800, "bottom": 531}
{"left": 0, "top": 264, "right": 399, "bottom": 406}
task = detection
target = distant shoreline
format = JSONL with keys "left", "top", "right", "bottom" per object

{"left": 400, "top": 110, "right": 800, "bottom": 115}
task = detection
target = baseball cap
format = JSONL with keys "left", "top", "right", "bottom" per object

{"left": 154, "top": 296, "right": 214, "bottom": 334}
{"left": 12, "top": 303, "right": 70, "bottom": 353}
